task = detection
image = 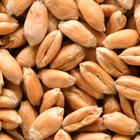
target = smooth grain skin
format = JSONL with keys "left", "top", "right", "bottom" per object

{"left": 119, "top": 94, "right": 135, "bottom": 119}
{"left": 103, "top": 29, "right": 139, "bottom": 49}
{"left": 104, "top": 96, "right": 121, "bottom": 114}
{"left": 0, "top": 88, "right": 20, "bottom": 108}
{"left": 80, "top": 61, "right": 116, "bottom": 94}
{"left": 36, "top": 30, "right": 62, "bottom": 68}
{"left": 100, "top": 4, "right": 126, "bottom": 17}
{"left": 54, "top": 129, "right": 72, "bottom": 140}
{"left": 115, "top": 76, "right": 140, "bottom": 101}
{"left": 28, "top": 107, "right": 64, "bottom": 140}
{"left": 112, "top": 134, "right": 131, "bottom": 140}
{"left": 48, "top": 12, "right": 59, "bottom": 33}
{"left": 119, "top": 46, "right": 140, "bottom": 66}
{"left": 58, "top": 20, "right": 97, "bottom": 47}
{"left": 50, "top": 44, "right": 85, "bottom": 71}
{"left": 103, "top": 112, "right": 139, "bottom": 135}
{"left": 63, "top": 86, "right": 96, "bottom": 110}
{"left": 43, "top": 0, "right": 79, "bottom": 20}
{"left": 23, "top": 68, "right": 43, "bottom": 106}
{"left": 73, "top": 133, "right": 111, "bottom": 140}
{"left": 106, "top": 11, "right": 126, "bottom": 34}
{"left": 0, "top": 49, "right": 22, "bottom": 85}
{"left": 18, "top": 101, "right": 37, "bottom": 139}
{"left": 40, "top": 88, "right": 64, "bottom": 113}
{"left": 24, "top": 0, "right": 48, "bottom": 46}
{"left": 76, "top": 0, "right": 105, "bottom": 32}
{"left": 6, "top": 0, "right": 33, "bottom": 16}
{"left": 62, "top": 106, "right": 102, "bottom": 132}
{"left": 16, "top": 45, "right": 39, "bottom": 68}
{"left": 38, "top": 69, "right": 76, "bottom": 88}
{"left": 116, "top": 0, "right": 134, "bottom": 10}
{"left": 134, "top": 1, "right": 140, "bottom": 34}
{"left": 71, "top": 69, "right": 104, "bottom": 99}
{"left": 78, "top": 117, "right": 107, "bottom": 132}
{"left": 0, "top": 109, "right": 22, "bottom": 130}
{"left": 0, "top": 26, "right": 27, "bottom": 49}
{"left": 0, "top": 13, "right": 19, "bottom": 35}
{"left": 134, "top": 101, "right": 140, "bottom": 124}
{"left": 96, "top": 47, "right": 130, "bottom": 78}
{"left": 79, "top": 20, "right": 106, "bottom": 47}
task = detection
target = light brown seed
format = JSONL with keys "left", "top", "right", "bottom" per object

{"left": 70, "top": 69, "right": 104, "bottom": 99}
{"left": 0, "top": 132, "right": 14, "bottom": 140}
{"left": 96, "top": 47, "right": 130, "bottom": 78}
{"left": 80, "top": 20, "right": 106, "bottom": 47}
{"left": 50, "top": 44, "right": 85, "bottom": 71}
{"left": 78, "top": 117, "right": 107, "bottom": 133}
{"left": 76, "top": 0, "right": 105, "bottom": 32}
{"left": 103, "top": 112, "right": 139, "bottom": 135}
{"left": 63, "top": 86, "right": 96, "bottom": 110}
{"left": 36, "top": 30, "right": 62, "bottom": 68}
{"left": 0, "top": 13, "right": 19, "bottom": 35}
{"left": 16, "top": 45, "right": 39, "bottom": 68}
{"left": 38, "top": 69, "right": 76, "bottom": 88}
{"left": 0, "top": 26, "right": 27, "bottom": 49}
{"left": 24, "top": 0, "right": 48, "bottom": 46}
{"left": 73, "top": 133, "right": 111, "bottom": 140}
{"left": 103, "top": 29, "right": 139, "bottom": 49}
{"left": 28, "top": 107, "right": 64, "bottom": 140}
{"left": 100, "top": 4, "right": 126, "bottom": 17}
{"left": 5, "top": 80, "right": 23, "bottom": 105}
{"left": 0, "top": 49, "right": 22, "bottom": 85}
{"left": 112, "top": 134, "right": 131, "bottom": 140}
{"left": 134, "top": 101, "right": 140, "bottom": 124}
{"left": 54, "top": 129, "right": 72, "bottom": 140}
{"left": 119, "top": 94, "right": 135, "bottom": 119}
{"left": 62, "top": 106, "right": 102, "bottom": 132}
{"left": 0, "top": 109, "right": 22, "bottom": 130}
{"left": 48, "top": 12, "right": 59, "bottom": 33}
{"left": 119, "top": 46, "right": 140, "bottom": 66}
{"left": 58, "top": 20, "right": 97, "bottom": 48}
{"left": 134, "top": 0, "right": 140, "bottom": 34}
{"left": 40, "top": 88, "right": 64, "bottom": 113}
{"left": 116, "top": 0, "right": 134, "bottom": 10}
{"left": 43, "top": 0, "right": 79, "bottom": 20}
{"left": 23, "top": 68, "right": 43, "bottom": 106}
{"left": 18, "top": 101, "right": 37, "bottom": 139}
{"left": 80, "top": 61, "right": 116, "bottom": 94}
{"left": 104, "top": 95, "right": 121, "bottom": 114}
{"left": 115, "top": 76, "right": 140, "bottom": 101}
{"left": 6, "top": 0, "right": 33, "bottom": 16}
{"left": 106, "top": 11, "right": 126, "bottom": 34}
{"left": 0, "top": 88, "right": 21, "bottom": 108}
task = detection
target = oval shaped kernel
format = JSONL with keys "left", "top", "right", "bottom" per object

{"left": 50, "top": 44, "right": 85, "bottom": 71}
{"left": 29, "top": 107, "right": 64, "bottom": 140}
{"left": 103, "top": 29, "right": 139, "bottom": 49}
{"left": 38, "top": 69, "right": 76, "bottom": 88}
{"left": 43, "top": 0, "right": 79, "bottom": 20}
{"left": 36, "top": 30, "right": 62, "bottom": 68}
{"left": 62, "top": 106, "right": 102, "bottom": 132}
{"left": 76, "top": 0, "right": 105, "bottom": 32}
{"left": 58, "top": 20, "right": 97, "bottom": 48}
{"left": 103, "top": 112, "right": 139, "bottom": 135}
